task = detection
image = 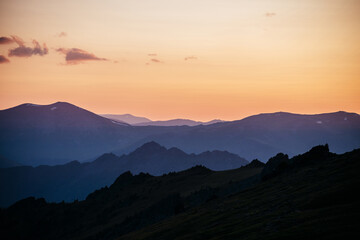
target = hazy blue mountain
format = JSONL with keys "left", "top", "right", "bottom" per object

{"left": 0, "top": 142, "right": 248, "bottom": 207}
{"left": 101, "top": 113, "right": 152, "bottom": 125}
{"left": 0, "top": 102, "right": 131, "bottom": 165}
{"left": 1, "top": 102, "right": 359, "bottom": 166}
{"left": 101, "top": 113, "right": 224, "bottom": 126}
{"left": 134, "top": 118, "right": 224, "bottom": 126}
{"left": 127, "top": 111, "right": 360, "bottom": 162}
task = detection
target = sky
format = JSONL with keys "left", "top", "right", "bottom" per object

{"left": 0, "top": 0, "right": 359, "bottom": 121}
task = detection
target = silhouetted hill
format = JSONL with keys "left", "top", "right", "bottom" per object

{"left": 0, "top": 102, "right": 130, "bottom": 165}
{"left": 0, "top": 142, "right": 248, "bottom": 207}
{"left": 118, "top": 145, "right": 360, "bottom": 240}
{"left": 0, "top": 155, "right": 21, "bottom": 168}
{"left": 1, "top": 102, "right": 359, "bottom": 166}
{"left": 1, "top": 146, "right": 359, "bottom": 240}
{"left": 0, "top": 160, "right": 262, "bottom": 240}
{"left": 243, "top": 159, "right": 265, "bottom": 169}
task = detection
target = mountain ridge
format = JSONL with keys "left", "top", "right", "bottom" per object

{"left": 1, "top": 145, "right": 358, "bottom": 239}
{"left": 1, "top": 101, "right": 359, "bottom": 166}
{"left": 0, "top": 141, "right": 248, "bottom": 207}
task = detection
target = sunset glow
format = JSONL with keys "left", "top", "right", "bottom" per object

{"left": 1, "top": 0, "right": 359, "bottom": 121}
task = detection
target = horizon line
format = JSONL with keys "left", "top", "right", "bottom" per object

{"left": 0, "top": 101, "right": 358, "bottom": 123}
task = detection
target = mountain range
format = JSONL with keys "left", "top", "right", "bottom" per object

{"left": 1, "top": 102, "right": 359, "bottom": 166}
{"left": 1, "top": 145, "right": 358, "bottom": 239}
{"left": 0, "top": 142, "right": 248, "bottom": 207}
{"left": 101, "top": 113, "right": 224, "bottom": 126}
{"left": 133, "top": 118, "right": 224, "bottom": 126}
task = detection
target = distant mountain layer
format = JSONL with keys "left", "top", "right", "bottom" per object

{"left": 1, "top": 102, "right": 360, "bottom": 166}
{"left": 101, "top": 114, "right": 151, "bottom": 125}
{"left": 134, "top": 118, "right": 224, "bottom": 126}
{"left": 0, "top": 141, "right": 248, "bottom": 207}
{"left": 101, "top": 113, "right": 224, "bottom": 126}
{"left": 1, "top": 145, "right": 359, "bottom": 240}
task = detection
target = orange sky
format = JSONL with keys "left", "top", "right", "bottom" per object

{"left": 0, "top": 0, "right": 359, "bottom": 121}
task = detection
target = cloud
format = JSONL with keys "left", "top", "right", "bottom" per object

{"left": 148, "top": 53, "right": 157, "bottom": 56}
{"left": 57, "top": 32, "right": 67, "bottom": 37}
{"left": 56, "top": 48, "right": 107, "bottom": 64}
{"left": 150, "top": 58, "right": 163, "bottom": 63}
{"left": 8, "top": 36, "right": 48, "bottom": 57}
{"left": 10, "top": 35, "right": 24, "bottom": 46}
{"left": 265, "top": 12, "right": 276, "bottom": 17}
{"left": 184, "top": 56, "right": 198, "bottom": 61}
{"left": 0, "top": 55, "right": 10, "bottom": 64}
{"left": 0, "top": 36, "right": 14, "bottom": 44}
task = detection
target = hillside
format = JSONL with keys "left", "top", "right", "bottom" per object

{"left": 119, "top": 145, "right": 360, "bottom": 240}
{"left": 0, "top": 161, "right": 263, "bottom": 240}
{"left": 0, "top": 142, "right": 248, "bottom": 207}
{"left": 1, "top": 145, "right": 359, "bottom": 239}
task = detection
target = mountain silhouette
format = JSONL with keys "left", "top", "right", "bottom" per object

{"left": 1, "top": 145, "right": 358, "bottom": 240}
{"left": 0, "top": 155, "right": 21, "bottom": 168}
{"left": 0, "top": 102, "right": 130, "bottom": 165}
{"left": 1, "top": 102, "right": 359, "bottom": 166}
{"left": 0, "top": 142, "right": 248, "bottom": 207}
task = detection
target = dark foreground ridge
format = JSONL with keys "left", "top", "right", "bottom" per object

{"left": 0, "top": 142, "right": 248, "bottom": 207}
{"left": 1, "top": 145, "right": 359, "bottom": 239}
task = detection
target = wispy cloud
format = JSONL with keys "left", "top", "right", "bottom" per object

{"left": 0, "top": 55, "right": 10, "bottom": 64}
{"left": 8, "top": 36, "right": 48, "bottom": 57}
{"left": 148, "top": 53, "right": 157, "bottom": 56}
{"left": 184, "top": 56, "right": 198, "bottom": 61}
{"left": 150, "top": 58, "right": 163, "bottom": 63}
{"left": 265, "top": 12, "right": 276, "bottom": 17}
{"left": 56, "top": 48, "right": 107, "bottom": 64}
{"left": 57, "top": 32, "right": 67, "bottom": 38}
{"left": 0, "top": 36, "right": 14, "bottom": 45}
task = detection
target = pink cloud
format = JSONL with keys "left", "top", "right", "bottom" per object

{"left": 8, "top": 36, "right": 48, "bottom": 57}
{"left": 265, "top": 12, "right": 276, "bottom": 17}
{"left": 57, "top": 32, "right": 67, "bottom": 37}
{"left": 184, "top": 56, "right": 198, "bottom": 61}
{"left": 56, "top": 48, "right": 107, "bottom": 64}
{"left": 0, "top": 55, "right": 10, "bottom": 64}
{"left": 0, "top": 36, "right": 14, "bottom": 45}
{"left": 150, "top": 58, "right": 163, "bottom": 63}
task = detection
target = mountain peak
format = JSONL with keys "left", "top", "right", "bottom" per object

{"left": 244, "top": 159, "right": 265, "bottom": 168}
{"left": 181, "top": 165, "right": 212, "bottom": 175}
{"left": 131, "top": 141, "right": 166, "bottom": 155}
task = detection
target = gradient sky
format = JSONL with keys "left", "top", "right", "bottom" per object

{"left": 0, "top": 0, "right": 359, "bottom": 121}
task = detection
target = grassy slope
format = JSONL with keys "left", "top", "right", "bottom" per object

{"left": 0, "top": 165, "right": 263, "bottom": 240}
{"left": 119, "top": 149, "right": 360, "bottom": 240}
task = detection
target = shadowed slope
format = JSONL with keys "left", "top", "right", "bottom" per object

{"left": 118, "top": 146, "right": 360, "bottom": 240}
{"left": 0, "top": 161, "right": 262, "bottom": 240}
{"left": 0, "top": 146, "right": 359, "bottom": 240}
{"left": 0, "top": 142, "right": 248, "bottom": 207}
